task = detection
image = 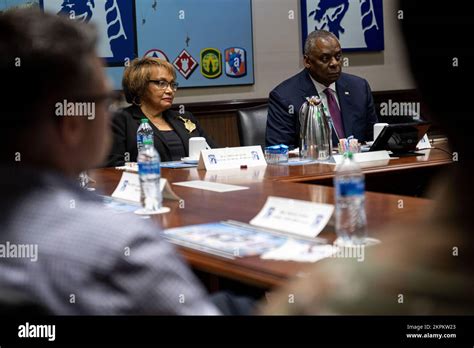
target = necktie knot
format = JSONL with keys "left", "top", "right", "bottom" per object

{"left": 324, "top": 88, "right": 334, "bottom": 99}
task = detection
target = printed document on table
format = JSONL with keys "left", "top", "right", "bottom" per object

{"left": 163, "top": 222, "right": 287, "bottom": 258}
{"left": 261, "top": 239, "right": 338, "bottom": 262}
{"left": 172, "top": 180, "right": 249, "bottom": 193}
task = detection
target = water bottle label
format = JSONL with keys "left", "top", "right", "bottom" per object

{"left": 336, "top": 178, "right": 365, "bottom": 196}
{"left": 137, "top": 134, "right": 153, "bottom": 145}
{"left": 138, "top": 162, "right": 160, "bottom": 175}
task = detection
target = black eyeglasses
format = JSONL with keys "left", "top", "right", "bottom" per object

{"left": 148, "top": 79, "right": 179, "bottom": 91}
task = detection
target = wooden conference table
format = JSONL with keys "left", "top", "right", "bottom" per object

{"left": 89, "top": 144, "right": 452, "bottom": 289}
{"left": 264, "top": 140, "right": 452, "bottom": 182}
{"left": 264, "top": 140, "right": 454, "bottom": 196}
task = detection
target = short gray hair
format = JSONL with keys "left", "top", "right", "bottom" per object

{"left": 304, "top": 30, "right": 339, "bottom": 56}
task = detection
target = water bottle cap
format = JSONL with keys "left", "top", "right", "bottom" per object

{"left": 141, "top": 118, "right": 149, "bottom": 123}
{"left": 344, "top": 151, "right": 354, "bottom": 159}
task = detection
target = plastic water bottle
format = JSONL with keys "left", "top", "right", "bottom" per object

{"left": 137, "top": 118, "right": 154, "bottom": 153}
{"left": 137, "top": 139, "right": 162, "bottom": 211}
{"left": 333, "top": 152, "right": 368, "bottom": 244}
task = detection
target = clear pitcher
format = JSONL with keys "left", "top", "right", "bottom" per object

{"left": 299, "top": 96, "right": 332, "bottom": 160}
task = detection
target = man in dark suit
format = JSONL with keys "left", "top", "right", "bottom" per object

{"left": 266, "top": 30, "right": 378, "bottom": 148}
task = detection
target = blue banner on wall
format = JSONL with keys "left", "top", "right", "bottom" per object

{"left": 40, "top": 0, "right": 138, "bottom": 67}
{"left": 301, "top": 0, "right": 384, "bottom": 52}
{"left": 135, "top": 0, "right": 254, "bottom": 89}
{"left": 2, "top": 0, "right": 254, "bottom": 89}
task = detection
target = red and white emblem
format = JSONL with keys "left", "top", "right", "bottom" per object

{"left": 173, "top": 49, "right": 198, "bottom": 79}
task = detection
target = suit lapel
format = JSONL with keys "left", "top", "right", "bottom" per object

{"left": 336, "top": 75, "right": 354, "bottom": 138}
{"left": 299, "top": 69, "right": 319, "bottom": 100}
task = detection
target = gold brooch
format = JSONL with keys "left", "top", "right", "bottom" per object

{"left": 179, "top": 116, "right": 196, "bottom": 133}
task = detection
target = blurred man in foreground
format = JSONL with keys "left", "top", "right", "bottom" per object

{"left": 0, "top": 9, "right": 220, "bottom": 315}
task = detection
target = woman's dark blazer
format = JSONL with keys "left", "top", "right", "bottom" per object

{"left": 106, "top": 105, "right": 216, "bottom": 166}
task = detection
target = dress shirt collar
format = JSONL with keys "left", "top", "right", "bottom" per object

{"left": 309, "top": 74, "right": 337, "bottom": 96}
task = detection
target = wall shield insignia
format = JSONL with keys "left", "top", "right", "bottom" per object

{"left": 225, "top": 47, "right": 247, "bottom": 77}
{"left": 200, "top": 48, "right": 222, "bottom": 79}
{"left": 173, "top": 49, "right": 198, "bottom": 79}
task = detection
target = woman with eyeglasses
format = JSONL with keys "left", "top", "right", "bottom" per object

{"left": 107, "top": 57, "right": 216, "bottom": 166}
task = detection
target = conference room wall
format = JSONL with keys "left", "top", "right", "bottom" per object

{"left": 173, "top": 0, "right": 415, "bottom": 105}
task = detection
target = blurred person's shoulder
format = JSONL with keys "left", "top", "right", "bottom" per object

{"left": 6, "top": 169, "right": 161, "bottom": 267}
{"left": 262, "top": 204, "right": 473, "bottom": 315}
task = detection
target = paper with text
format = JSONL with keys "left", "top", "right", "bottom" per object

{"left": 333, "top": 150, "right": 391, "bottom": 165}
{"left": 111, "top": 172, "right": 181, "bottom": 203}
{"left": 416, "top": 134, "right": 432, "bottom": 150}
{"left": 197, "top": 146, "right": 266, "bottom": 171}
{"left": 250, "top": 196, "right": 334, "bottom": 238}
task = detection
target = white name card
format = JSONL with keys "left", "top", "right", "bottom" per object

{"left": 111, "top": 172, "right": 181, "bottom": 203}
{"left": 203, "top": 167, "right": 266, "bottom": 182}
{"left": 250, "top": 196, "right": 334, "bottom": 238}
{"left": 333, "top": 150, "right": 391, "bottom": 165}
{"left": 197, "top": 146, "right": 267, "bottom": 171}
{"left": 416, "top": 134, "right": 432, "bottom": 150}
